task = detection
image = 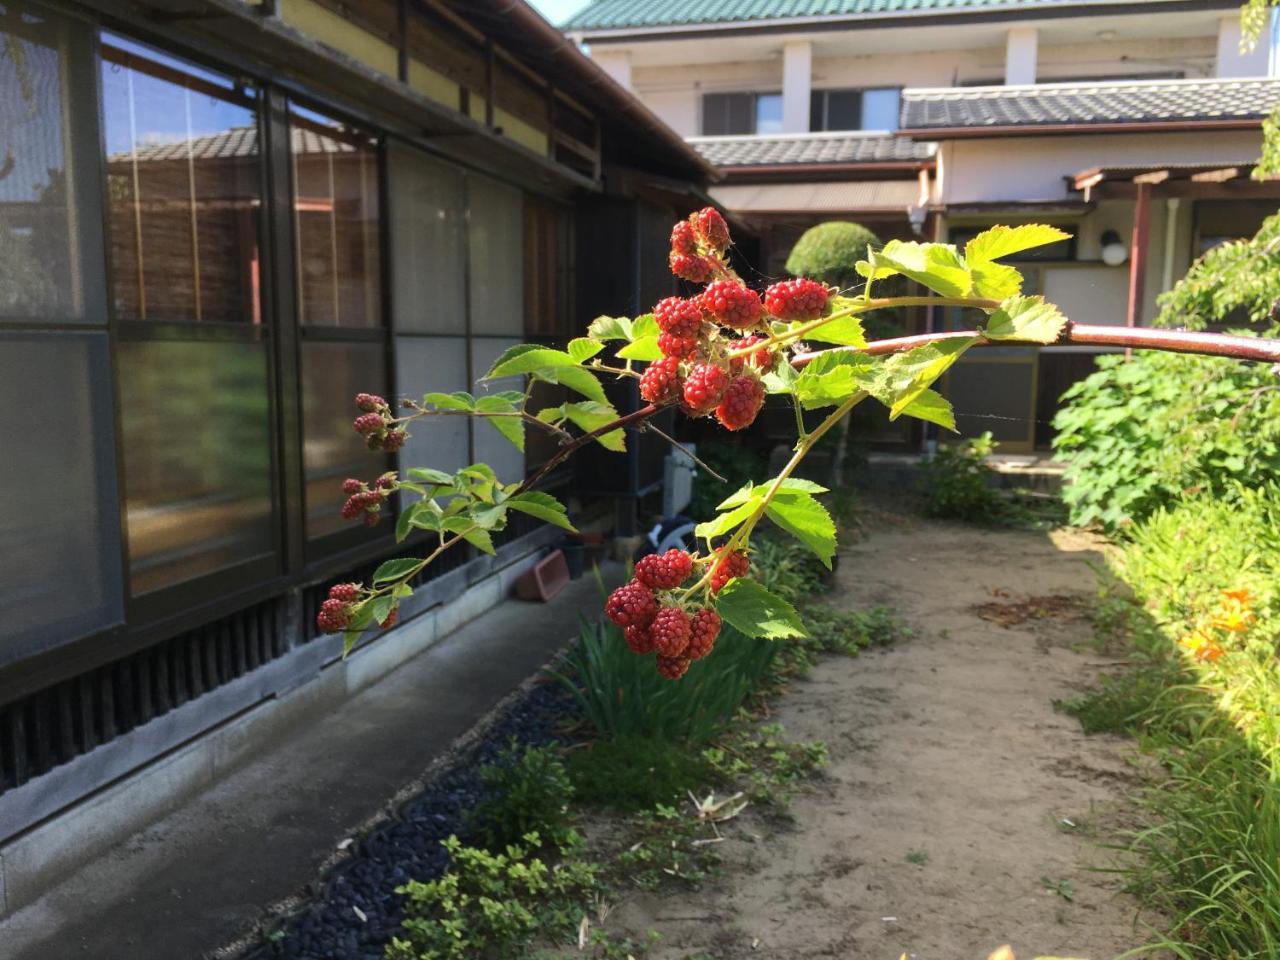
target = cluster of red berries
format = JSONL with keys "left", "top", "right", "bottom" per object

{"left": 641, "top": 208, "right": 833, "bottom": 433}
{"left": 351, "top": 393, "right": 408, "bottom": 453}
{"left": 316, "top": 581, "right": 362, "bottom": 633}
{"left": 340, "top": 472, "right": 398, "bottom": 526}
{"left": 604, "top": 548, "right": 723, "bottom": 681}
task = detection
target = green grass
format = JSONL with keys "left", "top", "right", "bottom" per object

{"left": 565, "top": 736, "right": 717, "bottom": 811}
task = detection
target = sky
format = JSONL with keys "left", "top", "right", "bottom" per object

{"left": 529, "top": 0, "right": 588, "bottom": 26}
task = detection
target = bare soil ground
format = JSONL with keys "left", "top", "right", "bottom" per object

{"left": 612, "top": 513, "right": 1154, "bottom": 960}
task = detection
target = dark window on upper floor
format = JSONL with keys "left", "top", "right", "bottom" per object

{"left": 702, "top": 91, "right": 782, "bottom": 136}
{"left": 810, "top": 88, "right": 901, "bottom": 132}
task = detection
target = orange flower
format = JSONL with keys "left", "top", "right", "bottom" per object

{"left": 1196, "top": 642, "right": 1225, "bottom": 663}
{"left": 1221, "top": 587, "right": 1254, "bottom": 606}
{"left": 1212, "top": 608, "right": 1255, "bottom": 634}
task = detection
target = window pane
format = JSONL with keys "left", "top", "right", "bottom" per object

{"left": 292, "top": 105, "right": 382, "bottom": 328}
{"left": 702, "top": 92, "right": 755, "bottom": 136}
{"left": 468, "top": 175, "right": 523, "bottom": 335}
{"left": 101, "top": 35, "right": 262, "bottom": 324}
{"left": 755, "top": 93, "right": 783, "bottom": 134}
{"left": 118, "top": 338, "right": 274, "bottom": 594}
{"left": 302, "top": 340, "right": 388, "bottom": 540}
{"left": 0, "top": 332, "right": 122, "bottom": 664}
{"left": 808, "top": 90, "right": 824, "bottom": 132}
{"left": 0, "top": 1, "right": 82, "bottom": 320}
{"left": 470, "top": 338, "right": 525, "bottom": 482}
{"left": 861, "top": 88, "right": 900, "bottom": 131}
{"left": 396, "top": 336, "right": 469, "bottom": 478}
{"left": 388, "top": 143, "right": 465, "bottom": 334}
{"left": 824, "top": 90, "right": 862, "bottom": 131}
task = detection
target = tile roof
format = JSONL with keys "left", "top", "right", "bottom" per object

{"left": 710, "top": 179, "right": 923, "bottom": 211}
{"left": 108, "top": 126, "right": 356, "bottom": 164}
{"left": 902, "top": 77, "right": 1280, "bottom": 131}
{"left": 688, "top": 132, "right": 936, "bottom": 166}
{"left": 563, "top": 0, "right": 1178, "bottom": 31}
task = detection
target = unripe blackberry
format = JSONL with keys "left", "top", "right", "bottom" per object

{"left": 656, "top": 654, "right": 691, "bottom": 681}
{"left": 341, "top": 495, "right": 364, "bottom": 520}
{"left": 699, "top": 281, "right": 761, "bottom": 330}
{"left": 635, "top": 548, "right": 694, "bottom": 590}
{"left": 658, "top": 332, "right": 698, "bottom": 359}
{"left": 710, "top": 548, "right": 749, "bottom": 594}
{"left": 328, "top": 582, "right": 361, "bottom": 603}
{"left": 670, "top": 219, "right": 698, "bottom": 257}
{"left": 670, "top": 252, "right": 713, "bottom": 284}
{"left": 688, "top": 608, "right": 721, "bottom": 660}
{"left": 624, "top": 622, "right": 656, "bottom": 655}
{"left": 694, "top": 207, "right": 730, "bottom": 252}
{"left": 342, "top": 478, "right": 363, "bottom": 494}
{"left": 682, "top": 362, "right": 729, "bottom": 415}
{"left": 376, "top": 473, "right": 397, "bottom": 490}
{"left": 650, "top": 606, "right": 691, "bottom": 658}
{"left": 715, "top": 375, "right": 765, "bottom": 431}
{"left": 382, "top": 429, "right": 408, "bottom": 452}
{"left": 764, "top": 278, "right": 831, "bottom": 322}
{"left": 639, "top": 356, "right": 682, "bottom": 405}
{"left": 316, "top": 598, "right": 350, "bottom": 633}
{"left": 729, "top": 335, "right": 772, "bottom": 374}
{"left": 353, "top": 412, "right": 383, "bottom": 435}
{"left": 355, "top": 392, "right": 386, "bottom": 412}
{"left": 605, "top": 580, "right": 658, "bottom": 627}
{"left": 654, "top": 297, "right": 702, "bottom": 338}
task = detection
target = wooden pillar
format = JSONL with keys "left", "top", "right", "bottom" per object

{"left": 1126, "top": 181, "right": 1152, "bottom": 348}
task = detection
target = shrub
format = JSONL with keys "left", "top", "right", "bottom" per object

{"left": 469, "top": 742, "right": 574, "bottom": 852}
{"left": 919, "top": 432, "right": 1000, "bottom": 522}
{"left": 784, "top": 221, "right": 880, "bottom": 291}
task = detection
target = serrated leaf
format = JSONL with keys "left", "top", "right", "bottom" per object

{"left": 694, "top": 501, "right": 756, "bottom": 541}
{"left": 794, "top": 351, "right": 878, "bottom": 410}
{"left": 422, "top": 391, "right": 475, "bottom": 411}
{"left": 718, "top": 477, "right": 828, "bottom": 510}
{"left": 469, "top": 502, "right": 509, "bottom": 530}
{"left": 983, "top": 295, "right": 1068, "bottom": 344}
{"left": 371, "top": 595, "right": 396, "bottom": 625}
{"left": 964, "top": 224, "right": 1070, "bottom": 264}
{"left": 868, "top": 240, "right": 972, "bottom": 298}
{"left": 342, "top": 600, "right": 376, "bottom": 654}
{"left": 475, "top": 395, "right": 525, "bottom": 451}
{"left": 761, "top": 357, "right": 798, "bottom": 395}
{"left": 799, "top": 312, "right": 867, "bottom": 347}
{"left": 617, "top": 336, "right": 663, "bottom": 361}
{"left": 545, "top": 365, "right": 607, "bottom": 404}
{"left": 714, "top": 579, "right": 807, "bottom": 639}
{"left": 568, "top": 337, "right": 605, "bottom": 363}
{"left": 506, "top": 491, "right": 576, "bottom": 531}
{"left": 587, "top": 315, "right": 633, "bottom": 341}
{"left": 373, "top": 557, "right": 420, "bottom": 583}
{"left": 408, "top": 500, "right": 444, "bottom": 531}
{"left": 396, "top": 500, "right": 422, "bottom": 543}
{"left": 485, "top": 344, "right": 576, "bottom": 378}
{"left": 407, "top": 467, "right": 456, "bottom": 485}
{"left": 462, "top": 526, "right": 495, "bottom": 555}
{"left": 898, "top": 388, "right": 956, "bottom": 431}
{"left": 540, "top": 401, "right": 626, "bottom": 452}
{"left": 766, "top": 491, "right": 836, "bottom": 569}
{"left": 968, "top": 260, "right": 1023, "bottom": 301}
{"left": 877, "top": 337, "right": 978, "bottom": 421}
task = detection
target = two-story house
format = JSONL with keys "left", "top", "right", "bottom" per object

{"left": 566, "top": 0, "right": 1280, "bottom": 451}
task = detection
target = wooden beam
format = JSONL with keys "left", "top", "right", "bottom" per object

{"left": 1126, "top": 180, "right": 1152, "bottom": 348}
{"left": 484, "top": 38, "right": 495, "bottom": 129}
{"left": 1190, "top": 166, "right": 1242, "bottom": 183}
{"left": 1133, "top": 169, "right": 1170, "bottom": 185}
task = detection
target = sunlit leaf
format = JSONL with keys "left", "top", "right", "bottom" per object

{"left": 794, "top": 351, "right": 877, "bottom": 409}
{"left": 983, "top": 295, "right": 1068, "bottom": 344}
{"left": 715, "top": 579, "right": 807, "bottom": 639}
{"left": 617, "top": 336, "right": 664, "bottom": 361}
{"left": 964, "top": 224, "right": 1070, "bottom": 264}
{"left": 568, "top": 337, "right": 605, "bottom": 363}
{"left": 897, "top": 388, "right": 956, "bottom": 431}
{"left": 422, "top": 391, "right": 475, "bottom": 411}
{"left": 968, "top": 260, "right": 1023, "bottom": 302}
{"left": 765, "top": 491, "right": 836, "bottom": 568}
{"left": 718, "top": 477, "right": 828, "bottom": 510}
{"left": 877, "top": 336, "right": 979, "bottom": 421}
{"left": 485, "top": 344, "right": 576, "bottom": 378}
{"left": 867, "top": 240, "right": 972, "bottom": 298}
{"left": 542, "top": 365, "right": 608, "bottom": 404}
{"left": 694, "top": 501, "right": 756, "bottom": 540}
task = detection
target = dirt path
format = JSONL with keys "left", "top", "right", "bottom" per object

{"left": 616, "top": 515, "right": 1151, "bottom": 960}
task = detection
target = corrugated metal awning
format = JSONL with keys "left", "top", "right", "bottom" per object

{"left": 708, "top": 180, "right": 921, "bottom": 214}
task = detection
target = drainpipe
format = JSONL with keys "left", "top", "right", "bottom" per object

{"left": 1161, "top": 197, "right": 1181, "bottom": 294}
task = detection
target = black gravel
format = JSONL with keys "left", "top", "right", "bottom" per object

{"left": 241, "top": 679, "right": 579, "bottom": 960}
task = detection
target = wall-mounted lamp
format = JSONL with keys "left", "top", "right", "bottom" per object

{"left": 1100, "top": 229, "right": 1129, "bottom": 266}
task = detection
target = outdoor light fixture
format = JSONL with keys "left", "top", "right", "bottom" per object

{"left": 1100, "top": 229, "right": 1129, "bottom": 266}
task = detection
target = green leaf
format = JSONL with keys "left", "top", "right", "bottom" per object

{"left": 568, "top": 337, "right": 604, "bottom": 363}
{"left": 485, "top": 344, "right": 576, "bottom": 378}
{"left": 794, "top": 351, "right": 878, "bottom": 410}
{"left": 964, "top": 224, "right": 1070, "bottom": 264}
{"left": 373, "top": 557, "right": 420, "bottom": 584}
{"left": 983, "top": 295, "right": 1068, "bottom": 345}
{"left": 877, "top": 337, "right": 979, "bottom": 421}
{"left": 462, "top": 526, "right": 495, "bottom": 555}
{"left": 407, "top": 467, "right": 456, "bottom": 485}
{"left": 693, "top": 501, "right": 756, "bottom": 541}
{"left": 540, "top": 401, "right": 626, "bottom": 452}
{"left": 506, "top": 491, "right": 576, "bottom": 531}
{"left": 468, "top": 502, "right": 509, "bottom": 530}
{"left": 408, "top": 499, "right": 444, "bottom": 531}
{"left": 765, "top": 491, "right": 837, "bottom": 569}
{"left": 800, "top": 302, "right": 867, "bottom": 347}
{"left": 371, "top": 595, "right": 397, "bottom": 625}
{"left": 617, "top": 336, "right": 663, "bottom": 361}
{"left": 586, "top": 315, "right": 634, "bottom": 341}
{"left": 866, "top": 240, "right": 972, "bottom": 298}
{"left": 422, "top": 391, "right": 475, "bottom": 411}
{"left": 898, "top": 388, "right": 956, "bottom": 431}
{"left": 717, "top": 477, "right": 828, "bottom": 510}
{"left": 396, "top": 500, "right": 422, "bottom": 543}
{"left": 475, "top": 394, "right": 525, "bottom": 451}
{"left": 714, "top": 579, "right": 807, "bottom": 639}
{"left": 968, "top": 260, "right": 1023, "bottom": 302}
{"left": 342, "top": 600, "right": 376, "bottom": 654}
{"left": 545, "top": 366, "right": 607, "bottom": 404}
{"left": 761, "top": 357, "right": 798, "bottom": 395}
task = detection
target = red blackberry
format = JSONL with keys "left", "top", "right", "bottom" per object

{"left": 635, "top": 548, "right": 694, "bottom": 590}
{"left": 699, "top": 281, "right": 761, "bottom": 330}
{"left": 624, "top": 623, "right": 656, "bottom": 655}
{"left": 363, "top": 513, "right": 381, "bottom": 527}
{"left": 355, "top": 392, "right": 386, "bottom": 412}
{"left": 657, "top": 332, "right": 698, "bottom": 359}
{"left": 380, "top": 607, "right": 398, "bottom": 629}
{"left": 639, "top": 356, "right": 683, "bottom": 405}
{"left": 342, "top": 478, "right": 363, "bottom": 494}
{"left": 710, "top": 549, "right": 749, "bottom": 594}
{"left": 729, "top": 334, "right": 772, "bottom": 374}
{"left": 670, "top": 252, "right": 714, "bottom": 284}
{"left": 670, "top": 219, "right": 698, "bottom": 257}
{"left": 656, "top": 654, "right": 691, "bottom": 681}
{"left": 376, "top": 473, "right": 397, "bottom": 490}
{"left": 694, "top": 207, "right": 730, "bottom": 252}
{"left": 353, "top": 412, "right": 383, "bottom": 434}
{"left": 650, "top": 607, "right": 691, "bottom": 658}
{"left": 341, "top": 495, "right": 364, "bottom": 520}
{"left": 715, "top": 375, "right": 765, "bottom": 431}
{"left": 654, "top": 297, "right": 703, "bottom": 338}
{"left": 687, "top": 608, "right": 721, "bottom": 660}
{"left": 316, "top": 598, "right": 350, "bottom": 633}
{"left": 605, "top": 580, "right": 658, "bottom": 627}
{"left": 381, "top": 429, "right": 408, "bottom": 452}
{"left": 682, "top": 362, "right": 729, "bottom": 415}
{"left": 764, "top": 278, "right": 831, "bottom": 322}
{"left": 328, "top": 582, "right": 361, "bottom": 603}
